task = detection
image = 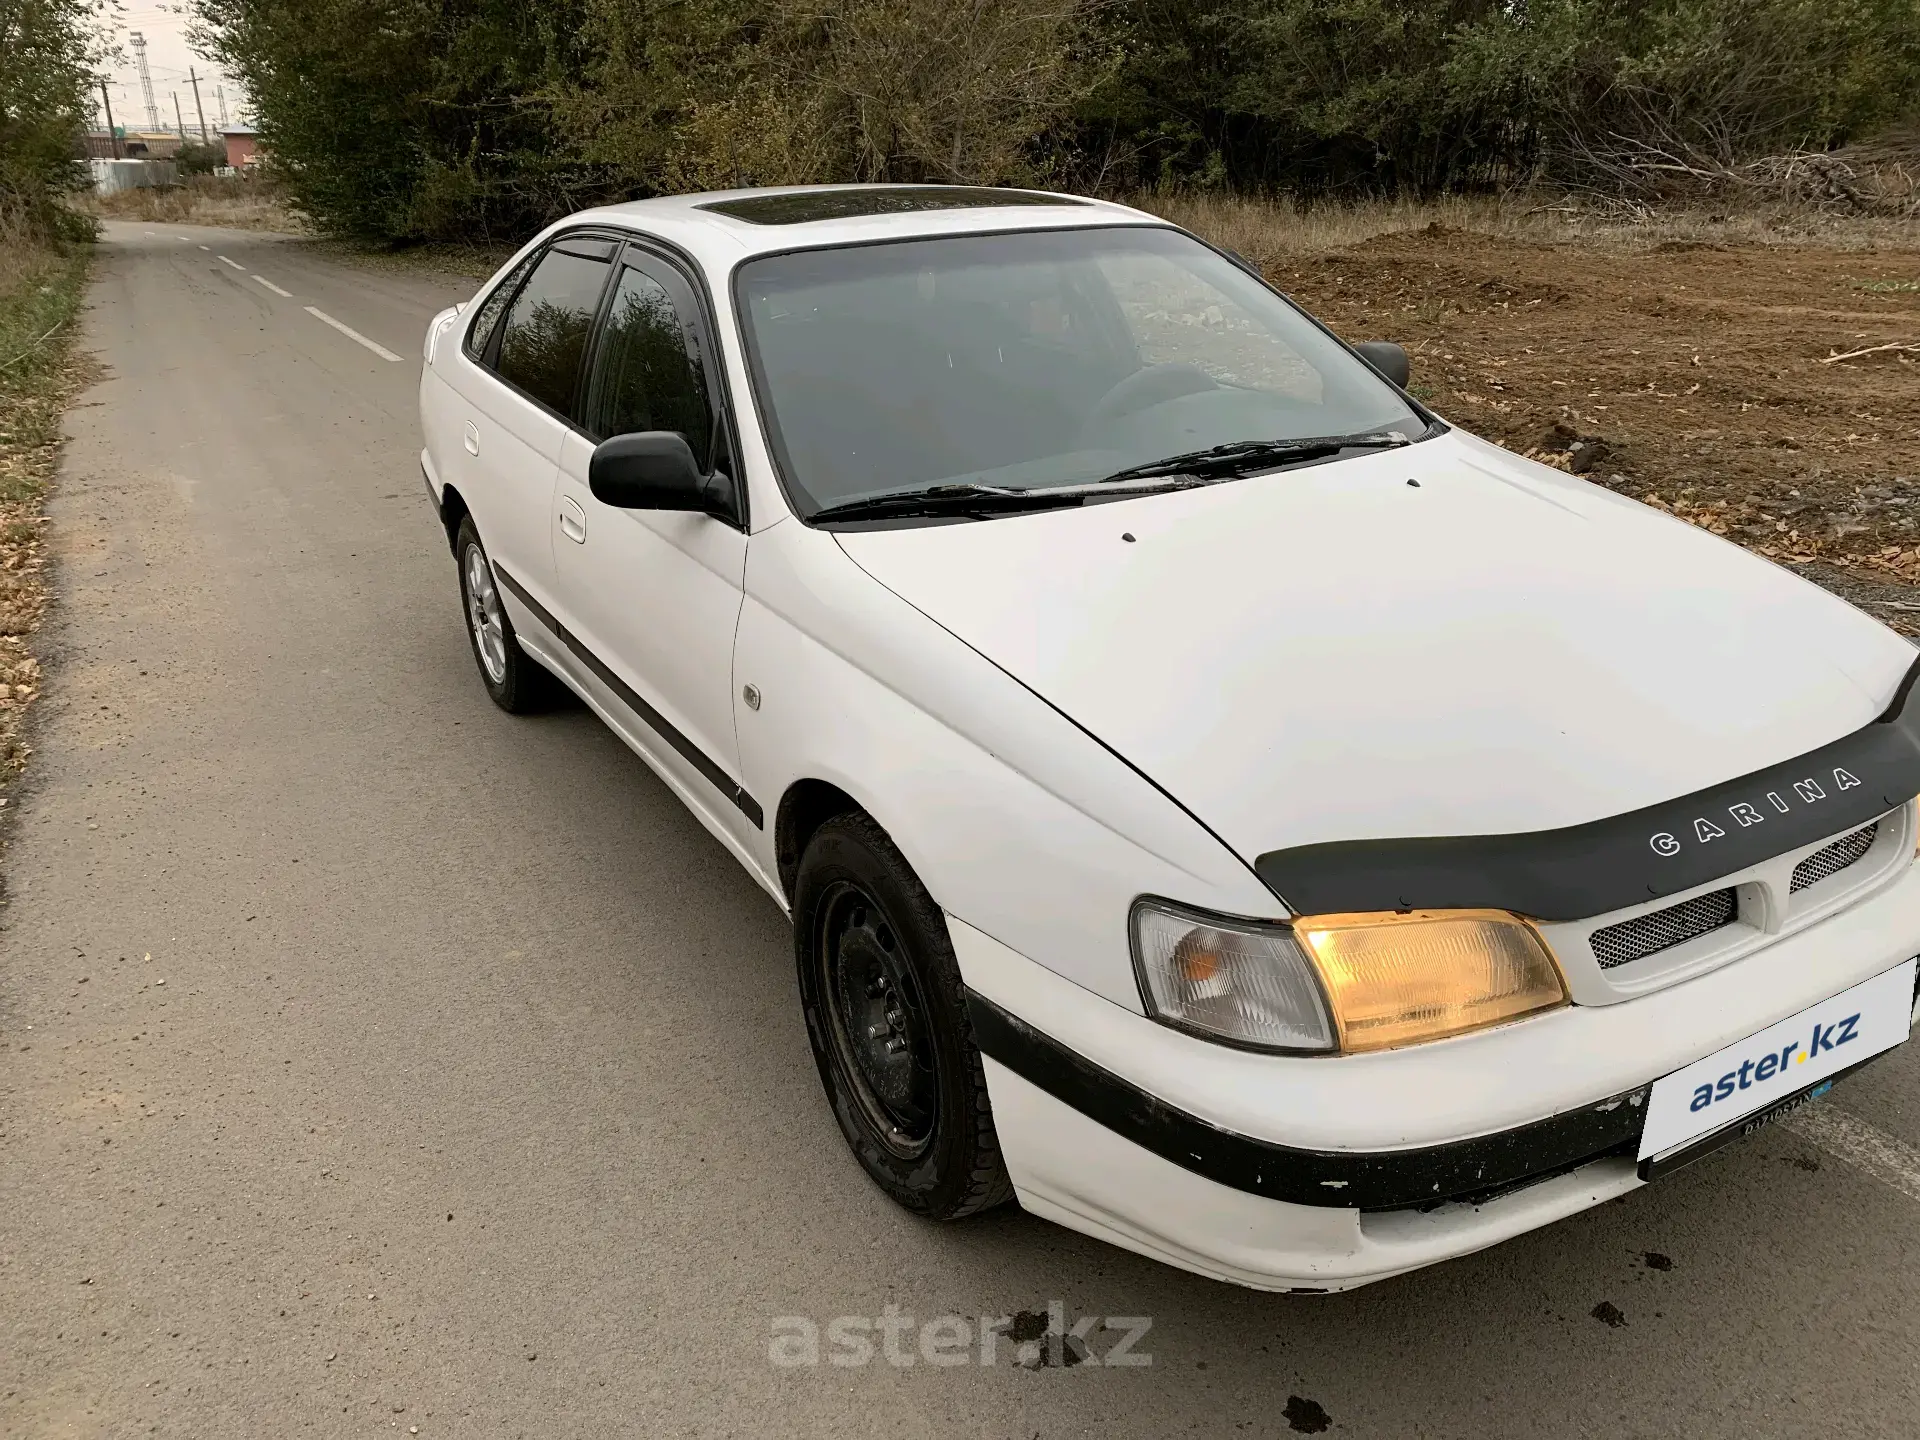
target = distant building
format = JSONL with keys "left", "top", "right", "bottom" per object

{"left": 221, "top": 124, "right": 264, "bottom": 170}
{"left": 127, "top": 131, "right": 184, "bottom": 160}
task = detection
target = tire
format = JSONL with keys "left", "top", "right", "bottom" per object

{"left": 794, "top": 811, "right": 1014, "bottom": 1219}
{"left": 454, "top": 517, "right": 558, "bottom": 713}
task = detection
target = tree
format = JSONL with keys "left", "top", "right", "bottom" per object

{"left": 0, "top": 0, "right": 104, "bottom": 241}
{"left": 190, "top": 0, "right": 1920, "bottom": 241}
{"left": 192, "top": 0, "right": 609, "bottom": 243}
{"left": 550, "top": 0, "right": 1099, "bottom": 193}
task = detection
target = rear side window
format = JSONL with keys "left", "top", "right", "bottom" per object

{"left": 581, "top": 263, "right": 713, "bottom": 470}
{"left": 463, "top": 253, "right": 535, "bottom": 362}
{"left": 493, "top": 241, "right": 615, "bottom": 417}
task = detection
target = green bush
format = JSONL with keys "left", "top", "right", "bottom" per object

{"left": 1074, "top": 0, "right": 1920, "bottom": 194}
{"left": 174, "top": 138, "right": 227, "bottom": 176}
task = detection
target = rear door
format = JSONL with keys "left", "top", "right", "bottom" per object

{"left": 448, "top": 235, "right": 616, "bottom": 609}
{"left": 548, "top": 243, "right": 757, "bottom": 837}
{"left": 425, "top": 250, "right": 530, "bottom": 524}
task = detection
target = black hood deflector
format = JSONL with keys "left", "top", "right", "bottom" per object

{"left": 1256, "top": 656, "right": 1920, "bottom": 922}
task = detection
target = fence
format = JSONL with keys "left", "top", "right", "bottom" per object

{"left": 89, "top": 159, "right": 179, "bottom": 195}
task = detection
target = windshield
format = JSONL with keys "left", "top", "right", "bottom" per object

{"left": 734, "top": 225, "right": 1425, "bottom": 517}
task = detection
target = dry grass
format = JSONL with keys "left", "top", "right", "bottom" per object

{"left": 308, "top": 237, "right": 513, "bottom": 281}
{"left": 1134, "top": 189, "right": 1920, "bottom": 270}
{"left": 78, "top": 175, "right": 306, "bottom": 234}
{"left": 0, "top": 208, "right": 91, "bottom": 788}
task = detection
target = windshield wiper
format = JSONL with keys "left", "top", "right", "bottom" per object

{"left": 806, "top": 429, "right": 1418, "bottom": 523}
{"left": 1094, "top": 431, "right": 1416, "bottom": 487}
{"left": 809, "top": 476, "right": 1208, "bottom": 524}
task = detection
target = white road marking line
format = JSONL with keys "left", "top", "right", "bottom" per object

{"left": 303, "top": 306, "right": 403, "bottom": 363}
{"left": 252, "top": 275, "right": 292, "bottom": 298}
{"left": 199, "top": 245, "right": 210, "bottom": 251}
{"left": 217, "top": 255, "right": 245, "bottom": 271}
{"left": 1783, "top": 1104, "right": 1920, "bottom": 1203}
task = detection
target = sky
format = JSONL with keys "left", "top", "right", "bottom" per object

{"left": 92, "top": 3, "right": 250, "bottom": 138}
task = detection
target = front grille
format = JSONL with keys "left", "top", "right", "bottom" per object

{"left": 1789, "top": 823, "right": 1879, "bottom": 894}
{"left": 1591, "top": 887, "right": 1738, "bottom": 969}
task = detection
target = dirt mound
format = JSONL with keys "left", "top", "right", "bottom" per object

{"left": 1278, "top": 225, "right": 1920, "bottom": 622}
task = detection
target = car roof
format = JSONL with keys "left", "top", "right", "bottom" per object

{"left": 554, "top": 184, "right": 1171, "bottom": 270}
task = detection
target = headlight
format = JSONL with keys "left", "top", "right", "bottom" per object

{"left": 1131, "top": 900, "right": 1567, "bottom": 1054}
{"left": 1131, "top": 900, "right": 1336, "bottom": 1052}
{"left": 1293, "top": 909, "right": 1569, "bottom": 1051}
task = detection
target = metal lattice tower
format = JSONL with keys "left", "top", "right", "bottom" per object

{"left": 216, "top": 85, "right": 229, "bottom": 128}
{"left": 131, "top": 32, "right": 160, "bottom": 130}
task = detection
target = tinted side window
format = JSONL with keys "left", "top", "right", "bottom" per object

{"left": 494, "top": 244, "right": 615, "bottom": 416}
{"left": 583, "top": 263, "right": 713, "bottom": 470}
{"left": 463, "top": 253, "right": 535, "bottom": 362}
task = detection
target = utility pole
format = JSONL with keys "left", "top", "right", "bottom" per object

{"left": 189, "top": 68, "right": 210, "bottom": 143}
{"left": 99, "top": 79, "right": 121, "bottom": 159}
{"left": 131, "top": 32, "right": 160, "bottom": 130}
{"left": 174, "top": 91, "right": 187, "bottom": 140}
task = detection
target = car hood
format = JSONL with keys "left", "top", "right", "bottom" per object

{"left": 834, "top": 432, "right": 1916, "bottom": 873}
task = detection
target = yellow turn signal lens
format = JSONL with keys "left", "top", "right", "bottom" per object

{"left": 1293, "top": 909, "right": 1568, "bottom": 1053}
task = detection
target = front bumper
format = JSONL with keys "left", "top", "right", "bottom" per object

{"left": 984, "top": 1058, "right": 1646, "bottom": 1292}
{"left": 950, "top": 859, "right": 1920, "bottom": 1291}
{"left": 970, "top": 993, "right": 1651, "bottom": 1213}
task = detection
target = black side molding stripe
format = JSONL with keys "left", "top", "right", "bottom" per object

{"left": 1257, "top": 653, "right": 1920, "bottom": 921}
{"left": 966, "top": 991, "right": 1643, "bottom": 1211}
{"left": 492, "top": 563, "right": 764, "bottom": 830}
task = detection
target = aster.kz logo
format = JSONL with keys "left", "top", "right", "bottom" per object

{"left": 1687, "top": 1011, "right": 1861, "bottom": 1113}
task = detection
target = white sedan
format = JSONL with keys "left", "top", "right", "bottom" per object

{"left": 418, "top": 185, "right": 1920, "bottom": 1291}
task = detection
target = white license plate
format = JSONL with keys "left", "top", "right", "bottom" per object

{"left": 1638, "top": 958, "right": 1916, "bottom": 1161}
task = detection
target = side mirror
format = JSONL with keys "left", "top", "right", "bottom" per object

{"left": 589, "top": 431, "right": 723, "bottom": 515}
{"left": 1353, "top": 341, "right": 1410, "bottom": 389}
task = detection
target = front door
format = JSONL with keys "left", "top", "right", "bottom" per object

{"left": 550, "top": 247, "right": 755, "bottom": 837}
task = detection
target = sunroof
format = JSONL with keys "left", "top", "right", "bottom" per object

{"left": 697, "top": 187, "right": 1087, "bottom": 226}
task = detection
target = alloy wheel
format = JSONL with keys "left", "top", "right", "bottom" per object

{"left": 463, "top": 543, "right": 508, "bottom": 684}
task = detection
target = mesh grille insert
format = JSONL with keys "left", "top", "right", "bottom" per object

{"left": 1591, "top": 888, "right": 1738, "bottom": 969}
{"left": 1789, "top": 823, "right": 1879, "bottom": 894}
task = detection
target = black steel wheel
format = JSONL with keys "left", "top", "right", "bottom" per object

{"left": 794, "top": 812, "right": 1013, "bottom": 1218}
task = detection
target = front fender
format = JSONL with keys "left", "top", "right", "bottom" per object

{"left": 734, "top": 518, "right": 1277, "bottom": 1010}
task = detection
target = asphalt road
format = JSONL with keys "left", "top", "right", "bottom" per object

{"left": 6, "top": 220, "right": 1920, "bottom": 1438}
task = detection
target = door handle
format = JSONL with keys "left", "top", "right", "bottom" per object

{"left": 559, "top": 496, "right": 586, "bottom": 544}
{"left": 463, "top": 421, "right": 479, "bottom": 456}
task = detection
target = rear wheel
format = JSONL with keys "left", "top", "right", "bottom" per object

{"left": 794, "top": 812, "right": 1013, "bottom": 1219}
{"left": 455, "top": 517, "right": 557, "bottom": 713}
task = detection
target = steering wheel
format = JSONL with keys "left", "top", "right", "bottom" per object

{"left": 1085, "top": 362, "right": 1221, "bottom": 427}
